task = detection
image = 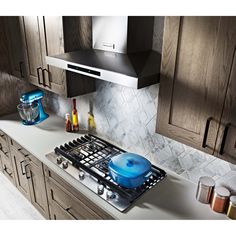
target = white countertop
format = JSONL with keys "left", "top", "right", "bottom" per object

{"left": 0, "top": 113, "right": 228, "bottom": 220}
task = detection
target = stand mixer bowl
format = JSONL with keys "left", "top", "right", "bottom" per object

{"left": 17, "top": 102, "right": 39, "bottom": 125}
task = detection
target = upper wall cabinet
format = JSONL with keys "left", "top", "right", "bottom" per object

{"left": 156, "top": 17, "right": 236, "bottom": 164}
{"left": 4, "top": 17, "right": 26, "bottom": 79}
{"left": 19, "top": 16, "right": 95, "bottom": 97}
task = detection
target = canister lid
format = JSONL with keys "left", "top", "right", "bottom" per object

{"left": 214, "top": 186, "right": 230, "bottom": 198}
{"left": 230, "top": 196, "right": 236, "bottom": 206}
{"left": 199, "top": 176, "right": 215, "bottom": 188}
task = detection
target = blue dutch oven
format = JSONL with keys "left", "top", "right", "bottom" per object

{"left": 108, "top": 153, "right": 152, "bottom": 188}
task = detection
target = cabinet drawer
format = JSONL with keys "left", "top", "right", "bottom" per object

{"left": 48, "top": 178, "right": 103, "bottom": 220}
{"left": 45, "top": 167, "right": 113, "bottom": 220}
{"left": 0, "top": 131, "right": 9, "bottom": 151}
{"left": 9, "top": 138, "right": 41, "bottom": 169}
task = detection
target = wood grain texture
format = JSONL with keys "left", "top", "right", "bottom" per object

{"left": 0, "top": 17, "right": 11, "bottom": 73}
{"left": 214, "top": 17, "right": 236, "bottom": 164}
{"left": 156, "top": 17, "right": 227, "bottom": 154}
{"left": 44, "top": 166, "right": 113, "bottom": 220}
{"left": 4, "top": 17, "right": 25, "bottom": 79}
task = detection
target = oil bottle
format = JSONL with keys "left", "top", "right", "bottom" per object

{"left": 72, "top": 98, "right": 79, "bottom": 132}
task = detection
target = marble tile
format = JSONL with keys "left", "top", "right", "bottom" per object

{"left": 0, "top": 173, "right": 44, "bottom": 220}
{"left": 43, "top": 17, "right": 236, "bottom": 184}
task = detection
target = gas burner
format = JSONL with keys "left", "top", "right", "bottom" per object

{"left": 46, "top": 134, "right": 166, "bottom": 212}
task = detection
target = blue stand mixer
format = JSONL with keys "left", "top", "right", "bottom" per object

{"left": 17, "top": 89, "right": 49, "bottom": 125}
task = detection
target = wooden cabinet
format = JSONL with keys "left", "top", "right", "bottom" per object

{"left": 19, "top": 16, "right": 95, "bottom": 97}
{"left": 157, "top": 17, "right": 236, "bottom": 164}
{"left": 8, "top": 138, "right": 50, "bottom": 219}
{"left": 44, "top": 166, "right": 113, "bottom": 220}
{"left": 11, "top": 148, "right": 31, "bottom": 200}
{"left": 26, "top": 154, "right": 50, "bottom": 219}
{"left": 0, "top": 131, "right": 16, "bottom": 184}
{"left": 4, "top": 17, "right": 25, "bottom": 79}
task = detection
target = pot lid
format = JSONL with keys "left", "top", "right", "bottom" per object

{"left": 109, "top": 153, "right": 151, "bottom": 178}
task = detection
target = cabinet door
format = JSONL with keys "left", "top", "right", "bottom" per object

{"left": 20, "top": 16, "right": 45, "bottom": 87}
{"left": 214, "top": 17, "right": 236, "bottom": 164}
{"left": 41, "top": 16, "right": 67, "bottom": 96}
{"left": 5, "top": 17, "right": 25, "bottom": 79}
{"left": 11, "top": 149, "right": 31, "bottom": 200}
{"left": 26, "top": 156, "right": 49, "bottom": 219}
{"left": 156, "top": 17, "right": 230, "bottom": 154}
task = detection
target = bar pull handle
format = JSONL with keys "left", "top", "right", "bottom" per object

{"left": 25, "top": 164, "right": 31, "bottom": 179}
{"left": 219, "top": 123, "right": 231, "bottom": 155}
{"left": 42, "top": 68, "right": 51, "bottom": 88}
{"left": 202, "top": 117, "right": 213, "bottom": 148}
{"left": 36, "top": 67, "right": 43, "bottom": 85}
{"left": 19, "top": 61, "right": 24, "bottom": 78}
{"left": 20, "top": 160, "right": 26, "bottom": 175}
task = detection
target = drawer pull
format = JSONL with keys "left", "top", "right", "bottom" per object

{"left": 202, "top": 117, "right": 213, "bottom": 148}
{"left": 20, "top": 160, "right": 26, "bottom": 175}
{"left": 219, "top": 123, "right": 231, "bottom": 155}
{"left": 3, "top": 165, "right": 12, "bottom": 177}
{"left": 25, "top": 164, "right": 31, "bottom": 179}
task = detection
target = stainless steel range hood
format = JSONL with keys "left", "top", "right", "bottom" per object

{"left": 46, "top": 16, "right": 161, "bottom": 89}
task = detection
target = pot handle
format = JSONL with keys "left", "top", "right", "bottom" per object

{"left": 145, "top": 171, "right": 152, "bottom": 179}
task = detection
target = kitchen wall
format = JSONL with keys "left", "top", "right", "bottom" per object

{"left": 44, "top": 16, "right": 236, "bottom": 193}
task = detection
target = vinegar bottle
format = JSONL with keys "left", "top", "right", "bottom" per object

{"left": 72, "top": 98, "right": 79, "bottom": 132}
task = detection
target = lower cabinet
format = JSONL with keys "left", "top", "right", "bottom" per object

{"left": 44, "top": 166, "right": 113, "bottom": 220}
{"left": 0, "top": 129, "right": 113, "bottom": 220}
{"left": 26, "top": 154, "right": 50, "bottom": 218}
{"left": 8, "top": 138, "right": 50, "bottom": 219}
{"left": 0, "top": 131, "right": 16, "bottom": 184}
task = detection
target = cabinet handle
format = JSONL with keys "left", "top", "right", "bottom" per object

{"left": 42, "top": 68, "right": 51, "bottom": 88}
{"left": 219, "top": 123, "right": 231, "bottom": 155}
{"left": 25, "top": 164, "right": 31, "bottom": 179}
{"left": 19, "top": 61, "right": 24, "bottom": 78}
{"left": 37, "top": 67, "right": 43, "bottom": 85}
{"left": 20, "top": 160, "right": 26, "bottom": 175}
{"left": 202, "top": 117, "right": 213, "bottom": 148}
{"left": 3, "top": 165, "right": 12, "bottom": 177}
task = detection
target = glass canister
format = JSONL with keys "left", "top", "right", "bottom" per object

{"left": 210, "top": 186, "right": 230, "bottom": 213}
{"left": 196, "top": 176, "right": 215, "bottom": 203}
{"left": 226, "top": 196, "right": 236, "bottom": 219}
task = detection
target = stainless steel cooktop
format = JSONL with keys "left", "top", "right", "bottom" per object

{"left": 46, "top": 134, "right": 166, "bottom": 212}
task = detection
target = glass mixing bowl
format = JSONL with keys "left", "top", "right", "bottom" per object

{"left": 17, "top": 102, "right": 39, "bottom": 124}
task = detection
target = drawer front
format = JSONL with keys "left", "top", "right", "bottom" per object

{"left": 1, "top": 155, "right": 15, "bottom": 184}
{"left": 48, "top": 179, "right": 102, "bottom": 220}
{"left": 0, "top": 130, "right": 9, "bottom": 149}
{"left": 45, "top": 167, "right": 113, "bottom": 220}
{"left": 9, "top": 138, "right": 42, "bottom": 169}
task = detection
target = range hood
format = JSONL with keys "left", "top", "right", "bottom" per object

{"left": 46, "top": 16, "right": 161, "bottom": 89}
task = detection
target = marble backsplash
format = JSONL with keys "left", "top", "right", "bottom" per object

{"left": 44, "top": 80, "right": 236, "bottom": 193}
{"left": 43, "top": 16, "right": 236, "bottom": 193}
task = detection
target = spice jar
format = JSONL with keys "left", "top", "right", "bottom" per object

{"left": 210, "top": 186, "right": 230, "bottom": 213}
{"left": 196, "top": 176, "right": 215, "bottom": 203}
{"left": 226, "top": 196, "right": 236, "bottom": 219}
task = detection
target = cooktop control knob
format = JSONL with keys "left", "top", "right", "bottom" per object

{"left": 56, "top": 157, "right": 63, "bottom": 165}
{"left": 62, "top": 161, "right": 68, "bottom": 169}
{"left": 79, "top": 171, "right": 85, "bottom": 180}
{"left": 106, "top": 190, "right": 116, "bottom": 200}
{"left": 97, "top": 185, "right": 104, "bottom": 195}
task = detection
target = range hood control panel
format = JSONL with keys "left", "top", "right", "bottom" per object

{"left": 67, "top": 64, "right": 101, "bottom": 76}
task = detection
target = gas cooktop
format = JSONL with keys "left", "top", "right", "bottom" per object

{"left": 46, "top": 134, "right": 166, "bottom": 212}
